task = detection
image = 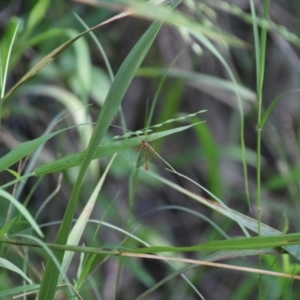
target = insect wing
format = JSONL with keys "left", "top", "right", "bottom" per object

{"left": 146, "top": 147, "right": 158, "bottom": 165}
{"left": 136, "top": 148, "right": 146, "bottom": 168}
{"left": 136, "top": 140, "right": 157, "bottom": 169}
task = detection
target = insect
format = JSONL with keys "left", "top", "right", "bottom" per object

{"left": 136, "top": 139, "right": 157, "bottom": 170}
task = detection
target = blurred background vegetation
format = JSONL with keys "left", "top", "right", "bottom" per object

{"left": 1, "top": 0, "right": 300, "bottom": 299}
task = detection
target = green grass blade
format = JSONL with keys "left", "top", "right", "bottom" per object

{"left": 0, "top": 285, "right": 41, "bottom": 298}
{"left": 61, "top": 154, "right": 116, "bottom": 274}
{"left": 0, "top": 217, "right": 16, "bottom": 237}
{"left": 2, "top": 20, "right": 118, "bottom": 103}
{"left": 19, "top": 234, "right": 73, "bottom": 296}
{"left": 151, "top": 205, "right": 230, "bottom": 239}
{"left": 148, "top": 172, "right": 300, "bottom": 260}
{"left": 24, "top": 0, "right": 50, "bottom": 39}
{"left": 0, "top": 19, "right": 20, "bottom": 131}
{"left": 0, "top": 257, "right": 32, "bottom": 284}
{"left": 137, "top": 68, "right": 256, "bottom": 104}
{"left": 145, "top": 52, "right": 183, "bottom": 129}
{"left": 0, "top": 125, "right": 88, "bottom": 173}
{"left": 92, "top": 0, "right": 246, "bottom": 47}
{"left": 131, "top": 233, "right": 300, "bottom": 253}
{"left": 0, "top": 189, "right": 43, "bottom": 237}
{"left": 73, "top": 12, "right": 114, "bottom": 83}
{"left": 33, "top": 124, "right": 199, "bottom": 176}
{"left": 265, "top": 167, "right": 300, "bottom": 191}
{"left": 258, "top": 89, "right": 300, "bottom": 130}
{"left": 0, "top": 20, "right": 20, "bottom": 99}
{"left": 192, "top": 120, "right": 221, "bottom": 198}
{"left": 3, "top": 232, "right": 300, "bottom": 257}
{"left": 13, "top": 109, "right": 68, "bottom": 200}
{"left": 21, "top": 85, "right": 94, "bottom": 150}
{"left": 37, "top": 21, "right": 163, "bottom": 300}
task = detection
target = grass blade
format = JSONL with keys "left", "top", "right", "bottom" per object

{"left": 0, "top": 125, "right": 88, "bottom": 173}
{"left": 33, "top": 124, "right": 200, "bottom": 176}
{"left": 37, "top": 21, "right": 163, "bottom": 300}
{"left": 0, "top": 189, "right": 43, "bottom": 237}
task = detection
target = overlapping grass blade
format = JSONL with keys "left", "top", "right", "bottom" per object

{"left": 37, "top": 21, "right": 163, "bottom": 300}
{"left": 78, "top": 0, "right": 246, "bottom": 47}
{"left": 0, "top": 189, "right": 43, "bottom": 237}
{"left": 2, "top": 19, "right": 121, "bottom": 103}
{"left": 34, "top": 124, "right": 200, "bottom": 176}
{"left": 149, "top": 172, "right": 300, "bottom": 260}
{"left": 0, "top": 125, "right": 89, "bottom": 173}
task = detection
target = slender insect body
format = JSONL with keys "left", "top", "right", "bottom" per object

{"left": 136, "top": 139, "right": 157, "bottom": 171}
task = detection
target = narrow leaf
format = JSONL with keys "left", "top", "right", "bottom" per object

{"left": 34, "top": 124, "right": 199, "bottom": 176}
{"left": 0, "top": 257, "right": 33, "bottom": 284}
{"left": 37, "top": 21, "right": 163, "bottom": 300}
{"left": 0, "top": 189, "right": 43, "bottom": 237}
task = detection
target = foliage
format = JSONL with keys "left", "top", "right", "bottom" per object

{"left": 1, "top": 0, "right": 300, "bottom": 299}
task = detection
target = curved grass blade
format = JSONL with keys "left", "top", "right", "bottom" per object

{"left": 258, "top": 89, "right": 300, "bottom": 130}
{"left": 33, "top": 124, "right": 199, "bottom": 176}
{"left": 77, "top": 0, "right": 246, "bottom": 47}
{"left": 0, "top": 19, "right": 20, "bottom": 99}
{"left": 0, "top": 284, "right": 41, "bottom": 299}
{"left": 148, "top": 172, "right": 300, "bottom": 261}
{"left": 0, "top": 257, "right": 33, "bottom": 284}
{"left": 37, "top": 20, "right": 163, "bottom": 300}
{"left": 2, "top": 18, "right": 122, "bottom": 103}
{"left": 0, "top": 189, "right": 43, "bottom": 237}
{"left": 137, "top": 68, "right": 256, "bottom": 105}
{"left": 60, "top": 154, "right": 116, "bottom": 275}
{"left": 0, "top": 124, "right": 90, "bottom": 173}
